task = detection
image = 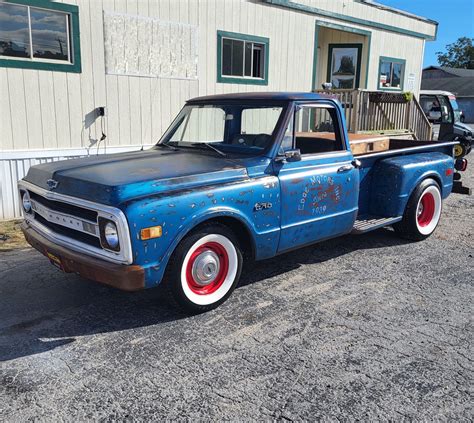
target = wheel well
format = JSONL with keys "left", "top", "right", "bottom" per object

{"left": 196, "top": 216, "right": 256, "bottom": 260}
{"left": 423, "top": 174, "right": 443, "bottom": 195}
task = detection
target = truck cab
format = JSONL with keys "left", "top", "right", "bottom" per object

{"left": 19, "top": 92, "right": 464, "bottom": 312}
{"left": 420, "top": 90, "right": 473, "bottom": 158}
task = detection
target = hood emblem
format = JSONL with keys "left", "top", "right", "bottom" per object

{"left": 46, "top": 179, "right": 59, "bottom": 190}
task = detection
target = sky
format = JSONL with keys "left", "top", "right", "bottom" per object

{"left": 379, "top": 0, "right": 474, "bottom": 67}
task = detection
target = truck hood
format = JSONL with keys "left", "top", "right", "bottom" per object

{"left": 24, "top": 148, "right": 248, "bottom": 205}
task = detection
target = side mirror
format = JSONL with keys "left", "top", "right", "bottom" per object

{"left": 276, "top": 149, "right": 302, "bottom": 163}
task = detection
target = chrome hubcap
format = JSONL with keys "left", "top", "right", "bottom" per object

{"left": 417, "top": 202, "right": 424, "bottom": 217}
{"left": 191, "top": 250, "right": 220, "bottom": 286}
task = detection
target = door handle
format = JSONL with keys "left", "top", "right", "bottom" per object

{"left": 337, "top": 164, "right": 353, "bottom": 173}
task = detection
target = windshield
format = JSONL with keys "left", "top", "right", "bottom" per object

{"left": 158, "top": 104, "right": 285, "bottom": 156}
{"left": 449, "top": 95, "right": 461, "bottom": 123}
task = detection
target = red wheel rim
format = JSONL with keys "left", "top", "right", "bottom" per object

{"left": 186, "top": 242, "right": 229, "bottom": 295}
{"left": 417, "top": 192, "right": 435, "bottom": 227}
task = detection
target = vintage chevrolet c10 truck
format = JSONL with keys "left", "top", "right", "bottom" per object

{"left": 19, "top": 92, "right": 469, "bottom": 312}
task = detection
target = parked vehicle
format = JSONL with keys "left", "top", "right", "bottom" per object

{"left": 420, "top": 90, "right": 473, "bottom": 158}
{"left": 19, "top": 92, "right": 470, "bottom": 312}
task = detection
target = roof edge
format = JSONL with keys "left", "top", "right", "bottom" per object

{"left": 355, "top": 0, "right": 438, "bottom": 26}
{"left": 263, "top": 0, "right": 437, "bottom": 41}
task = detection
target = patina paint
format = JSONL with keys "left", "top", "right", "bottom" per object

{"left": 19, "top": 92, "right": 459, "bottom": 291}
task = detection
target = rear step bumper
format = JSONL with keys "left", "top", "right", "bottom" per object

{"left": 352, "top": 215, "right": 402, "bottom": 234}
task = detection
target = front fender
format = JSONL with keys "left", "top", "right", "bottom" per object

{"left": 122, "top": 176, "right": 281, "bottom": 287}
{"left": 161, "top": 206, "right": 258, "bottom": 269}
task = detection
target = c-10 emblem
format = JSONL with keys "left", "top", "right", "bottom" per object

{"left": 254, "top": 202, "right": 273, "bottom": 211}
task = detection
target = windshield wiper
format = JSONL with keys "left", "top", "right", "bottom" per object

{"left": 191, "top": 142, "right": 227, "bottom": 157}
{"left": 156, "top": 142, "right": 179, "bottom": 151}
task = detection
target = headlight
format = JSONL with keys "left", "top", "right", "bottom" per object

{"left": 104, "top": 222, "right": 119, "bottom": 249}
{"left": 22, "top": 191, "right": 32, "bottom": 213}
{"left": 99, "top": 218, "right": 120, "bottom": 251}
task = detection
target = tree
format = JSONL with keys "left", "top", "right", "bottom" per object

{"left": 436, "top": 37, "right": 474, "bottom": 69}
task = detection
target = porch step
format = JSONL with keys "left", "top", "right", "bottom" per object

{"left": 351, "top": 215, "right": 403, "bottom": 234}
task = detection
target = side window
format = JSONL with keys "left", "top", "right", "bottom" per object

{"left": 289, "top": 106, "right": 344, "bottom": 155}
{"left": 437, "top": 95, "right": 453, "bottom": 124}
{"left": 378, "top": 57, "right": 405, "bottom": 90}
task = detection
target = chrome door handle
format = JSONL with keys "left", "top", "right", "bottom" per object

{"left": 337, "top": 164, "right": 353, "bottom": 173}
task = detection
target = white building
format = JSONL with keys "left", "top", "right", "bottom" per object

{"left": 0, "top": 0, "right": 437, "bottom": 219}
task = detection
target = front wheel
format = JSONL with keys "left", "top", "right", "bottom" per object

{"left": 393, "top": 179, "right": 442, "bottom": 241}
{"left": 166, "top": 224, "right": 243, "bottom": 313}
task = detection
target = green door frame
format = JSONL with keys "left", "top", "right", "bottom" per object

{"left": 311, "top": 20, "right": 372, "bottom": 91}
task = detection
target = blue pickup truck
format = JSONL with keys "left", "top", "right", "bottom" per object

{"left": 19, "top": 92, "right": 468, "bottom": 312}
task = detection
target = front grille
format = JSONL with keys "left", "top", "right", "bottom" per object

{"left": 19, "top": 180, "right": 132, "bottom": 264}
{"left": 25, "top": 189, "right": 101, "bottom": 249}
{"left": 29, "top": 191, "right": 98, "bottom": 222}
{"left": 35, "top": 214, "right": 102, "bottom": 249}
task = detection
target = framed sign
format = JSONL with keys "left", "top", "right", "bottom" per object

{"left": 327, "top": 44, "right": 362, "bottom": 90}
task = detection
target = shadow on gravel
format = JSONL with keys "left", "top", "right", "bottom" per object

{"left": 239, "top": 227, "right": 412, "bottom": 287}
{"left": 0, "top": 227, "right": 411, "bottom": 361}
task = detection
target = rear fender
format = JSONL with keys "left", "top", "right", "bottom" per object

{"left": 369, "top": 152, "right": 454, "bottom": 217}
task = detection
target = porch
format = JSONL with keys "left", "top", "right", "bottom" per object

{"left": 314, "top": 89, "right": 433, "bottom": 142}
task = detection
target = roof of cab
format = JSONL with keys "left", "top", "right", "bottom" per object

{"left": 187, "top": 91, "right": 330, "bottom": 103}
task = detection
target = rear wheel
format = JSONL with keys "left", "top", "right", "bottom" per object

{"left": 166, "top": 224, "right": 243, "bottom": 313}
{"left": 393, "top": 179, "right": 442, "bottom": 241}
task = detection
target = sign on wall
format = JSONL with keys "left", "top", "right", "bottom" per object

{"left": 407, "top": 73, "right": 416, "bottom": 92}
{"left": 103, "top": 12, "right": 198, "bottom": 79}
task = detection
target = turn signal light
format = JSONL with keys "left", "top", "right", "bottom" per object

{"left": 141, "top": 225, "right": 162, "bottom": 240}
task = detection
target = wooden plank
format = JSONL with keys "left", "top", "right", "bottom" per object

{"left": 90, "top": 0, "right": 108, "bottom": 147}
{"left": 7, "top": 70, "right": 29, "bottom": 150}
{"left": 126, "top": 0, "right": 143, "bottom": 147}
{"left": 52, "top": 72, "right": 72, "bottom": 148}
{"left": 22, "top": 70, "right": 44, "bottom": 149}
{"left": 0, "top": 68, "right": 14, "bottom": 150}
{"left": 77, "top": 0, "right": 96, "bottom": 149}
{"left": 114, "top": 0, "right": 131, "bottom": 145}
{"left": 138, "top": 0, "right": 153, "bottom": 146}
{"left": 38, "top": 72, "right": 58, "bottom": 149}
{"left": 103, "top": 0, "right": 120, "bottom": 146}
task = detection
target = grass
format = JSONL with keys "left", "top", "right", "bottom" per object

{"left": 0, "top": 219, "right": 30, "bottom": 252}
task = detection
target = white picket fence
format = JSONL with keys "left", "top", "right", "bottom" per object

{"left": 1, "top": 145, "right": 152, "bottom": 220}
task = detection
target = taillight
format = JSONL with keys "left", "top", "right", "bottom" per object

{"left": 455, "top": 158, "right": 468, "bottom": 172}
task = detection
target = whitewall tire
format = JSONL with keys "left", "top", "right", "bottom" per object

{"left": 394, "top": 178, "right": 443, "bottom": 241}
{"left": 167, "top": 224, "right": 243, "bottom": 313}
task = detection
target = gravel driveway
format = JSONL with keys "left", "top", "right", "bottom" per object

{"left": 1, "top": 166, "right": 472, "bottom": 421}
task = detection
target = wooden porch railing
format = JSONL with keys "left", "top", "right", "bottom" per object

{"left": 313, "top": 89, "right": 433, "bottom": 140}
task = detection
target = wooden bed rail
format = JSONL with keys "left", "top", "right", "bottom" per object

{"left": 313, "top": 89, "right": 433, "bottom": 141}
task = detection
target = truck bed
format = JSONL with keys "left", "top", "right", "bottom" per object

{"left": 349, "top": 134, "right": 456, "bottom": 159}
{"left": 354, "top": 139, "right": 457, "bottom": 159}
{"left": 297, "top": 132, "right": 457, "bottom": 158}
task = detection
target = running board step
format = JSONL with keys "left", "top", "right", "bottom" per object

{"left": 352, "top": 215, "right": 403, "bottom": 234}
